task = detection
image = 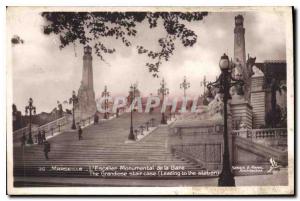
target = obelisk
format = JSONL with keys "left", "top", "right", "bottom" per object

{"left": 77, "top": 45, "right": 97, "bottom": 118}
{"left": 233, "top": 14, "right": 252, "bottom": 101}
{"left": 234, "top": 15, "right": 246, "bottom": 71}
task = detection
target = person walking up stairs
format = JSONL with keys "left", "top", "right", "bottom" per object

{"left": 43, "top": 141, "right": 51, "bottom": 160}
{"left": 78, "top": 126, "right": 83, "bottom": 140}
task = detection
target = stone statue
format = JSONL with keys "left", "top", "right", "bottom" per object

{"left": 239, "top": 55, "right": 256, "bottom": 101}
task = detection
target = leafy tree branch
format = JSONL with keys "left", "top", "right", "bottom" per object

{"left": 42, "top": 11, "right": 208, "bottom": 77}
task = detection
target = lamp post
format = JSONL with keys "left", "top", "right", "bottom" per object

{"left": 102, "top": 85, "right": 110, "bottom": 119}
{"left": 207, "top": 53, "right": 244, "bottom": 186}
{"left": 57, "top": 100, "right": 63, "bottom": 118}
{"left": 158, "top": 78, "right": 169, "bottom": 124}
{"left": 128, "top": 83, "right": 138, "bottom": 140}
{"left": 180, "top": 76, "right": 190, "bottom": 98}
{"left": 69, "top": 90, "right": 78, "bottom": 130}
{"left": 200, "top": 76, "right": 208, "bottom": 96}
{"left": 25, "top": 98, "right": 36, "bottom": 144}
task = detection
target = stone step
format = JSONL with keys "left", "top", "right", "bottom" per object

{"left": 14, "top": 112, "right": 201, "bottom": 180}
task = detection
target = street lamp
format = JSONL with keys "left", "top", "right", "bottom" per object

{"left": 25, "top": 97, "right": 36, "bottom": 144}
{"left": 207, "top": 53, "right": 244, "bottom": 186}
{"left": 102, "top": 85, "right": 110, "bottom": 119}
{"left": 200, "top": 76, "right": 208, "bottom": 96}
{"left": 69, "top": 90, "right": 78, "bottom": 130}
{"left": 128, "top": 83, "right": 138, "bottom": 140}
{"left": 180, "top": 76, "right": 190, "bottom": 98}
{"left": 158, "top": 78, "right": 169, "bottom": 124}
{"left": 57, "top": 100, "right": 63, "bottom": 118}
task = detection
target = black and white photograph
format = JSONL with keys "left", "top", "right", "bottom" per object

{"left": 6, "top": 6, "right": 294, "bottom": 195}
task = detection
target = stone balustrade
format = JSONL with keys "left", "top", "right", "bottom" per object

{"left": 13, "top": 116, "right": 68, "bottom": 143}
{"left": 13, "top": 126, "right": 29, "bottom": 138}
{"left": 14, "top": 114, "right": 96, "bottom": 145}
{"left": 232, "top": 128, "right": 287, "bottom": 139}
{"left": 133, "top": 118, "right": 157, "bottom": 140}
{"left": 232, "top": 128, "right": 287, "bottom": 151}
{"left": 170, "top": 143, "right": 222, "bottom": 170}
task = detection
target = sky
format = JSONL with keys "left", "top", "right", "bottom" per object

{"left": 7, "top": 8, "right": 287, "bottom": 113}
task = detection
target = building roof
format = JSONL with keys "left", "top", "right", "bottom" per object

{"left": 254, "top": 60, "right": 286, "bottom": 86}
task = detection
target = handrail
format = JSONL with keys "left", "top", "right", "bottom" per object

{"left": 13, "top": 116, "right": 68, "bottom": 136}
{"left": 14, "top": 114, "right": 96, "bottom": 144}
{"left": 171, "top": 143, "right": 222, "bottom": 165}
{"left": 133, "top": 118, "right": 157, "bottom": 139}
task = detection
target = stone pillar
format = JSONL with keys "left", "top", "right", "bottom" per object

{"left": 230, "top": 98, "right": 253, "bottom": 129}
{"left": 227, "top": 101, "right": 234, "bottom": 168}
{"left": 250, "top": 67, "right": 266, "bottom": 128}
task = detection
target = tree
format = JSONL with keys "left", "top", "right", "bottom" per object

{"left": 41, "top": 12, "right": 208, "bottom": 77}
{"left": 11, "top": 35, "right": 24, "bottom": 45}
{"left": 12, "top": 104, "right": 23, "bottom": 130}
{"left": 266, "top": 78, "right": 287, "bottom": 128}
{"left": 57, "top": 101, "right": 63, "bottom": 118}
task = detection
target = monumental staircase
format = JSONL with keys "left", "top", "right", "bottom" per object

{"left": 13, "top": 111, "right": 207, "bottom": 180}
{"left": 13, "top": 110, "right": 288, "bottom": 185}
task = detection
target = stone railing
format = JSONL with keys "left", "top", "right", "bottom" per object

{"left": 13, "top": 116, "right": 68, "bottom": 143}
{"left": 77, "top": 115, "right": 94, "bottom": 127}
{"left": 170, "top": 143, "right": 222, "bottom": 170}
{"left": 232, "top": 128, "right": 287, "bottom": 151}
{"left": 13, "top": 126, "right": 29, "bottom": 137}
{"left": 133, "top": 118, "right": 157, "bottom": 140}
{"left": 95, "top": 106, "right": 127, "bottom": 119}
{"left": 166, "top": 112, "right": 177, "bottom": 121}
{"left": 234, "top": 135, "right": 288, "bottom": 166}
{"left": 14, "top": 114, "right": 96, "bottom": 144}
{"left": 232, "top": 128, "right": 287, "bottom": 139}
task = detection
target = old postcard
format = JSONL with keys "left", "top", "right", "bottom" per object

{"left": 6, "top": 6, "right": 294, "bottom": 195}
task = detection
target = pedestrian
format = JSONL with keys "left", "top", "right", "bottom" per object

{"left": 78, "top": 126, "right": 82, "bottom": 140}
{"left": 43, "top": 141, "right": 51, "bottom": 160}
{"left": 42, "top": 130, "right": 46, "bottom": 144}
{"left": 94, "top": 113, "right": 99, "bottom": 124}
{"left": 116, "top": 108, "right": 119, "bottom": 118}
{"left": 21, "top": 132, "right": 26, "bottom": 146}
{"left": 37, "top": 130, "right": 42, "bottom": 145}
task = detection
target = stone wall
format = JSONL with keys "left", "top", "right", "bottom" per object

{"left": 230, "top": 99, "right": 253, "bottom": 129}
{"left": 251, "top": 73, "right": 266, "bottom": 128}
{"left": 169, "top": 120, "right": 224, "bottom": 170}
{"left": 233, "top": 135, "right": 288, "bottom": 167}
